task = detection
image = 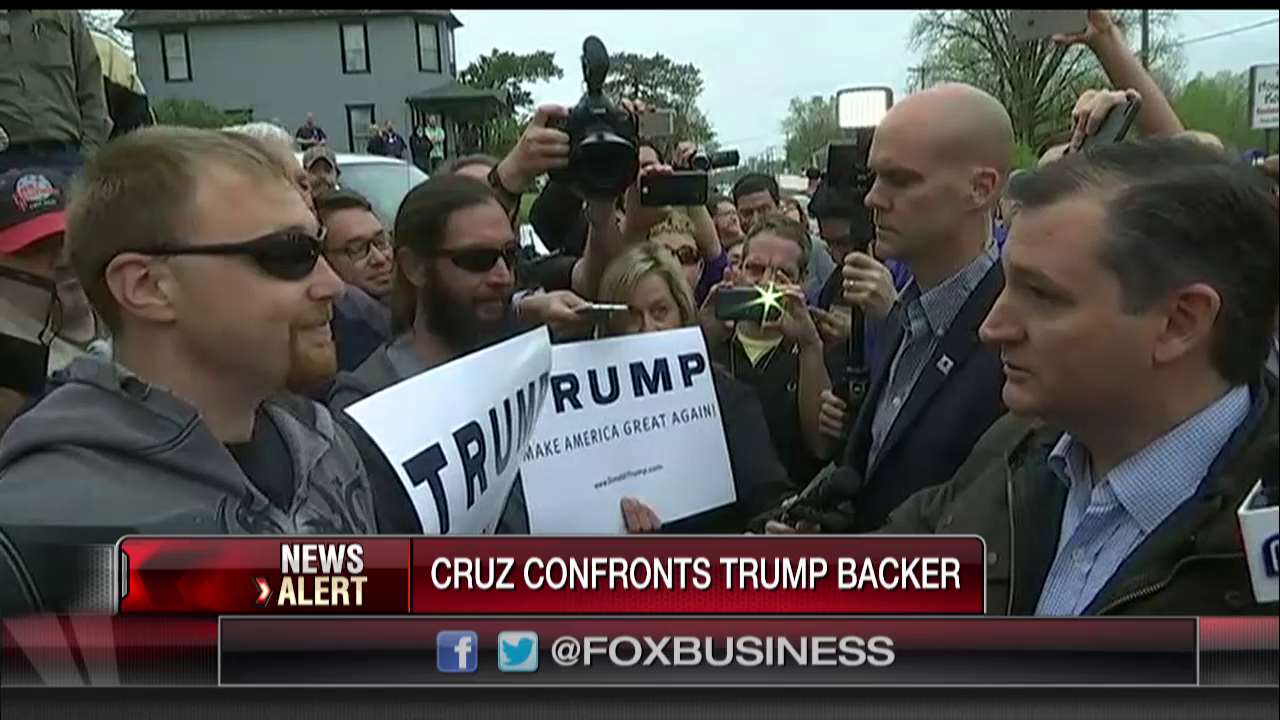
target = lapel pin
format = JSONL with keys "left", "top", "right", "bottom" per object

{"left": 936, "top": 355, "right": 954, "bottom": 375}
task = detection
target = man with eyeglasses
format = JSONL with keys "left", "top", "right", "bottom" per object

{"left": 315, "top": 190, "right": 394, "bottom": 302}
{"left": 707, "top": 195, "right": 744, "bottom": 249}
{"left": 731, "top": 173, "right": 835, "bottom": 303}
{"left": 700, "top": 214, "right": 835, "bottom": 489}
{"left": 314, "top": 189, "right": 394, "bottom": 373}
{"left": 330, "top": 174, "right": 593, "bottom": 534}
{"left": 0, "top": 127, "right": 376, "bottom": 610}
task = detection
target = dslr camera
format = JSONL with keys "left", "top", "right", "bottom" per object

{"left": 548, "top": 36, "right": 640, "bottom": 199}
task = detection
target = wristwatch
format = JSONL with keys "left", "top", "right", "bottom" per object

{"left": 487, "top": 165, "right": 523, "bottom": 225}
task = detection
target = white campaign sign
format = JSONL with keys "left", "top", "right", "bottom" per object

{"left": 345, "top": 327, "right": 552, "bottom": 534}
{"left": 1250, "top": 63, "right": 1279, "bottom": 131}
{"left": 519, "top": 327, "right": 736, "bottom": 534}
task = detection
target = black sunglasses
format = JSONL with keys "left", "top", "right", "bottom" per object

{"left": 136, "top": 229, "right": 326, "bottom": 281}
{"left": 434, "top": 244, "right": 521, "bottom": 274}
{"left": 668, "top": 245, "right": 700, "bottom": 266}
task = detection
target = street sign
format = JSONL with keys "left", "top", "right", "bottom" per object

{"left": 1248, "top": 63, "right": 1278, "bottom": 131}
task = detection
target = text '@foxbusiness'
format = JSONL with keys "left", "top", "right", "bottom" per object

{"left": 549, "top": 635, "right": 896, "bottom": 668}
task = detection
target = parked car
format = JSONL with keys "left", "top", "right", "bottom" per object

{"left": 295, "top": 151, "right": 428, "bottom": 228}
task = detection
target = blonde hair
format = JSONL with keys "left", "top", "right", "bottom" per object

{"left": 646, "top": 210, "right": 696, "bottom": 242}
{"left": 596, "top": 242, "right": 697, "bottom": 337}
{"left": 222, "top": 122, "right": 297, "bottom": 154}
{"left": 67, "top": 125, "right": 296, "bottom": 332}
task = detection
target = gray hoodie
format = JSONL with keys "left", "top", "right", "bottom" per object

{"left": 0, "top": 357, "right": 377, "bottom": 538}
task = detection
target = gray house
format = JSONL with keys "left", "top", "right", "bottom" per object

{"left": 117, "top": 10, "right": 503, "bottom": 156}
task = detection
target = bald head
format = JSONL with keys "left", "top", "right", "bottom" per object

{"left": 866, "top": 83, "right": 1012, "bottom": 271}
{"left": 883, "top": 83, "right": 1013, "bottom": 174}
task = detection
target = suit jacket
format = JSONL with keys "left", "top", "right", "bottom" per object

{"left": 832, "top": 261, "right": 1007, "bottom": 531}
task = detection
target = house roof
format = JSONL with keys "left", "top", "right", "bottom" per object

{"left": 406, "top": 79, "right": 508, "bottom": 123}
{"left": 116, "top": 10, "right": 462, "bottom": 31}
{"left": 407, "top": 80, "right": 507, "bottom": 105}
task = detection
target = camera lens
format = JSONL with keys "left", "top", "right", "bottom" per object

{"left": 576, "top": 131, "right": 639, "bottom": 198}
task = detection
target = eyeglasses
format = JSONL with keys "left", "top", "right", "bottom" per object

{"left": 136, "top": 229, "right": 326, "bottom": 281}
{"left": 668, "top": 245, "right": 700, "bottom": 266}
{"left": 433, "top": 244, "right": 521, "bottom": 274}
{"left": 328, "top": 231, "right": 392, "bottom": 264}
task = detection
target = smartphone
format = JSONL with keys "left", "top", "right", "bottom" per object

{"left": 714, "top": 287, "right": 782, "bottom": 324}
{"left": 574, "top": 303, "right": 629, "bottom": 321}
{"left": 640, "top": 171, "right": 708, "bottom": 207}
{"left": 1009, "top": 10, "right": 1088, "bottom": 43}
{"left": 638, "top": 109, "right": 675, "bottom": 138}
{"left": 1077, "top": 97, "right": 1141, "bottom": 151}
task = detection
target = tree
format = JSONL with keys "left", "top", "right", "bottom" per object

{"left": 460, "top": 49, "right": 563, "bottom": 114}
{"left": 1175, "top": 70, "right": 1269, "bottom": 152}
{"left": 152, "top": 99, "right": 233, "bottom": 129}
{"left": 780, "top": 95, "right": 842, "bottom": 170}
{"left": 602, "top": 51, "right": 716, "bottom": 147}
{"left": 80, "top": 10, "right": 132, "bottom": 49}
{"left": 908, "top": 10, "right": 1183, "bottom": 152}
{"left": 459, "top": 49, "right": 564, "bottom": 158}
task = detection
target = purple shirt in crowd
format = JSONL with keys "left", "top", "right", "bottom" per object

{"left": 694, "top": 251, "right": 730, "bottom": 304}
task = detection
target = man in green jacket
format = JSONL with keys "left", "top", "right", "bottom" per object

{"left": 0, "top": 10, "right": 112, "bottom": 171}
{"left": 876, "top": 138, "right": 1279, "bottom": 616}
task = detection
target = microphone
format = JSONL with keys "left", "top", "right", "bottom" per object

{"left": 1237, "top": 445, "right": 1278, "bottom": 604}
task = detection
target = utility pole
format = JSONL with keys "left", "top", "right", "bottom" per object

{"left": 1140, "top": 10, "right": 1150, "bottom": 69}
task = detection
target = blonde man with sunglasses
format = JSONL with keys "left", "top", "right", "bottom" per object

{"left": 0, "top": 127, "right": 378, "bottom": 612}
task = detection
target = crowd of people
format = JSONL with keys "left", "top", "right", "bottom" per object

{"left": 1, "top": 11, "right": 1277, "bottom": 617}
{"left": 295, "top": 111, "right": 445, "bottom": 175}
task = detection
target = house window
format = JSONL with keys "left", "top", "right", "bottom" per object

{"left": 161, "top": 31, "right": 191, "bottom": 82}
{"left": 448, "top": 29, "right": 457, "bottom": 76}
{"left": 416, "top": 21, "right": 441, "bottom": 73}
{"left": 346, "top": 104, "right": 376, "bottom": 153}
{"left": 340, "top": 22, "right": 370, "bottom": 74}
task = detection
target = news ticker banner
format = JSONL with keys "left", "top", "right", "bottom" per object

{"left": 3, "top": 616, "right": 1276, "bottom": 687}
{"left": 116, "top": 536, "right": 985, "bottom": 615}
{"left": 222, "top": 616, "right": 1196, "bottom": 686}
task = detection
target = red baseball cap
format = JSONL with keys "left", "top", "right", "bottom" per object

{"left": 0, "top": 167, "right": 70, "bottom": 254}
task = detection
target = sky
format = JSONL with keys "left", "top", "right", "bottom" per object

{"left": 451, "top": 9, "right": 1280, "bottom": 159}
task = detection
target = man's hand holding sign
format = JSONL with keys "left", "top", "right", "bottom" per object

{"left": 520, "top": 327, "right": 736, "bottom": 534}
{"left": 344, "top": 326, "right": 734, "bottom": 534}
{"left": 345, "top": 328, "right": 553, "bottom": 534}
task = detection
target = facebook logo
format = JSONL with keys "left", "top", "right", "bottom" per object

{"left": 436, "top": 631, "right": 478, "bottom": 673}
{"left": 497, "top": 631, "right": 539, "bottom": 672}
{"left": 1264, "top": 534, "right": 1279, "bottom": 578}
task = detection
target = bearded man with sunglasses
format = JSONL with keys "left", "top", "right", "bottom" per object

{"left": 329, "top": 174, "right": 598, "bottom": 534}
{"left": 0, "top": 128, "right": 377, "bottom": 610}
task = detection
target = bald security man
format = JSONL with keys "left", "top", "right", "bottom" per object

{"left": 764, "top": 83, "right": 1013, "bottom": 534}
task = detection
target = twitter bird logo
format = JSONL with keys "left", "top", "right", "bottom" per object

{"left": 497, "top": 631, "right": 539, "bottom": 672}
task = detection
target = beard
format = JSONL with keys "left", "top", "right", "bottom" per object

{"left": 421, "top": 271, "right": 513, "bottom": 356}
{"left": 285, "top": 305, "right": 337, "bottom": 395}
